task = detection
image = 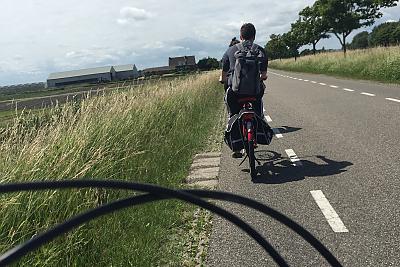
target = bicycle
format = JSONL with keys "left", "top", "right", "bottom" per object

{"left": 237, "top": 97, "right": 259, "bottom": 179}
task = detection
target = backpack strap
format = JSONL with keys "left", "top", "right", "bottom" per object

{"left": 236, "top": 43, "right": 245, "bottom": 51}
{"left": 250, "top": 43, "right": 259, "bottom": 54}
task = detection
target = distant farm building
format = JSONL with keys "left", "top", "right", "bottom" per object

{"left": 47, "top": 64, "right": 139, "bottom": 88}
{"left": 114, "top": 64, "right": 139, "bottom": 80}
{"left": 142, "top": 56, "right": 196, "bottom": 77}
{"left": 169, "top": 56, "right": 196, "bottom": 71}
{"left": 47, "top": 66, "right": 115, "bottom": 87}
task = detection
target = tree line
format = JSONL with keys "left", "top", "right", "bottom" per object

{"left": 197, "top": 57, "right": 220, "bottom": 71}
{"left": 349, "top": 20, "right": 400, "bottom": 49}
{"left": 266, "top": 0, "right": 399, "bottom": 60}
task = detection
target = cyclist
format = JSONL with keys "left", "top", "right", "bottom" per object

{"left": 221, "top": 23, "right": 269, "bottom": 157}
{"left": 220, "top": 37, "right": 241, "bottom": 91}
{"left": 229, "top": 37, "right": 240, "bottom": 47}
{"left": 221, "top": 23, "right": 268, "bottom": 117}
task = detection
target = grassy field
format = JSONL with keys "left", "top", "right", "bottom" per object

{"left": 0, "top": 109, "right": 48, "bottom": 129}
{"left": 0, "top": 110, "right": 18, "bottom": 128}
{"left": 0, "top": 81, "right": 136, "bottom": 102}
{"left": 0, "top": 73, "right": 195, "bottom": 102}
{"left": 269, "top": 46, "right": 400, "bottom": 84}
{"left": 0, "top": 71, "right": 224, "bottom": 266}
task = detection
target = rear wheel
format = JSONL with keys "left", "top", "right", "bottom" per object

{"left": 248, "top": 140, "right": 256, "bottom": 179}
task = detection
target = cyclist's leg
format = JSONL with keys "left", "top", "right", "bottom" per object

{"left": 225, "top": 88, "right": 244, "bottom": 157}
{"left": 259, "top": 99, "right": 266, "bottom": 119}
{"left": 224, "top": 89, "right": 231, "bottom": 117}
{"left": 226, "top": 88, "right": 241, "bottom": 117}
{"left": 253, "top": 98, "right": 263, "bottom": 117}
{"left": 257, "top": 82, "right": 266, "bottom": 119}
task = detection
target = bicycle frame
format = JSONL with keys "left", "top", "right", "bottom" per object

{"left": 241, "top": 111, "right": 255, "bottom": 141}
{"left": 238, "top": 100, "right": 257, "bottom": 179}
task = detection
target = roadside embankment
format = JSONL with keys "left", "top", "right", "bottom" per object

{"left": 269, "top": 46, "right": 400, "bottom": 84}
{"left": 0, "top": 71, "right": 224, "bottom": 266}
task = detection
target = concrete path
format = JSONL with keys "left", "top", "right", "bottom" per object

{"left": 186, "top": 152, "right": 221, "bottom": 189}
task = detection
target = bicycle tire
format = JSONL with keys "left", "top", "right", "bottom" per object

{"left": 248, "top": 140, "right": 256, "bottom": 179}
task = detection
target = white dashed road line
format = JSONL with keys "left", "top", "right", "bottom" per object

{"left": 285, "top": 149, "right": 302, "bottom": 166}
{"left": 310, "top": 190, "right": 349, "bottom": 233}
{"left": 263, "top": 109, "right": 273, "bottom": 123}
{"left": 361, "top": 92, "right": 376, "bottom": 97}
{"left": 272, "top": 128, "right": 283, "bottom": 138}
{"left": 386, "top": 97, "right": 400, "bottom": 103}
{"left": 272, "top": 73, "right": 394, "bottom": 103}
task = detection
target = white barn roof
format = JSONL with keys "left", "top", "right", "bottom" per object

{"left": 114, "top": 64, "right": 136, "bottom": 72}
{"left": 48, "top": 66, "right": 114, "bottom": 80}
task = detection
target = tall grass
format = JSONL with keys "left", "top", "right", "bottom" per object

{"left": 269, "top": 46, "right": 400, "bottom": 84}
{"left": 0, "top": 72, "right": 224, "bottom": 266}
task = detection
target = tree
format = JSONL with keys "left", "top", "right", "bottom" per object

{"left": 316, "top": 0, "right": 398, "bottom": 54}
{"left": 350, "top": 31, "right": 370, "bottom": 49}
{"left": 197, "top": 57, "right": 220, "bottom": 71}
{"left": 393, "top": 23, "right": 400, "bottom": 45}
{"left": 282, "top": 22, "right": 306, "bottom": 61}
{"left": 300, "top": 48, "right": 313, "bottom": 56}
{"left": 370, "top": 21, "right": 400, "bottom": 46}
{"left": 299, "top": 4, "right": 330, "bottom": 55}
{"left": 265, "top": 34, "right": 289, "bottom": 60}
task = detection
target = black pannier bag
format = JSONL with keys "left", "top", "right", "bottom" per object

{"left": 224, "top": 110, "right": 273, "bottom": 152}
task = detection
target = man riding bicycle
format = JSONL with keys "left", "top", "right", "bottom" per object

{"left": 221, "top": 23, "right": 271, "bottom": 158}
{"left": 220, "top": 23, "right": 268, "bottom": 118}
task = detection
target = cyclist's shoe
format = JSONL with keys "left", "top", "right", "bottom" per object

{"left": 231, "top": 151, "right": 243, "bottom": 158}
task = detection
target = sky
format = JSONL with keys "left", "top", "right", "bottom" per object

{"left": 0, "top": 0, "right": 399, "bottom": 86}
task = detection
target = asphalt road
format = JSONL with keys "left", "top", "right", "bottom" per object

{"left": 207, "top": 70, "right": 400, "bottom": 267}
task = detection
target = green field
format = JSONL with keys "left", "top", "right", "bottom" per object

{"left": 269, "top": 46, "right": 400, "bottom": 84}
{"left": 0, "top": 73, "right": 195, "bottom": 103}
{"left": 0, "top": 81, "right": 135, "bottom": 102}
{"left": 0, "top": 71, "right": 224, "bottom": 266}
{"left": 0, "top": 109, "right": 47, "bottom": 129}
{"left": 0, "top": 110, "right": 17, "bottom": 127}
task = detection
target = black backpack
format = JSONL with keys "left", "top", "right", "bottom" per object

{"left": 231, "top": 43, "right": 263, "bottom": 96}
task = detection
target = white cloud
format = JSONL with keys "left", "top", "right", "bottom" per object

{"left": 58, "top": 48, "right": 121, "bottom": 70}
{"left": 116, "top": 19, "right": 129, "bottom": 25}
{"left": 225, "top": 21, "right": 245, "bottom": 29}
{"left": 117, "top": 7, "right": 154, "bottom": 25}
{"left": 13, "top": 55, "right": 23, "bottom": 61}
{"left": 65, "top": 51, "right": 77, "bottom": 58}
{"left": 171, "top": 46, "right": 186, "bottom": 51}
{"left": 142, "top": 41, "right": 165, "bottom": 49}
